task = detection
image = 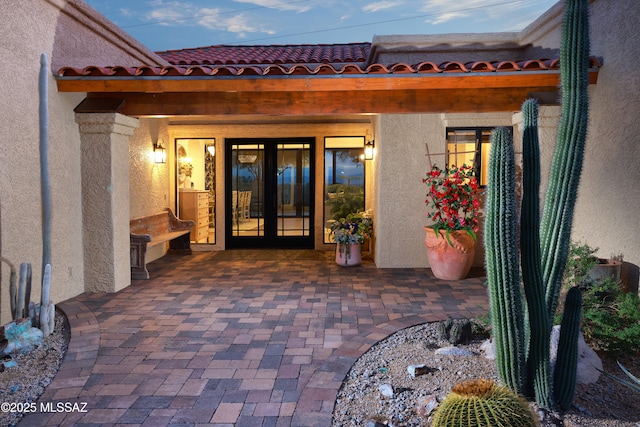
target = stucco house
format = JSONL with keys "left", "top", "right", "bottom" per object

{"left": 1, "top": 0, "right": 638, "bottom": 324}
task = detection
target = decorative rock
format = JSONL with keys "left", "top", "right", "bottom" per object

{"left": 550, "top": 325, "right": 602, "bottom": 384}
{"left": 378, "top": 383, "right": 394, "bottom": 398}
{"left": 434, "top": 346, "right": 474, "bottom": 357}
{"left": 481, "top": 327, "right": 603, "bottom": 384}
{"left": 407, "top": 364, "right": 432, "bottom": 378}
{"left": 416, "top": 394, "right": 438, "bottom": 417}
{"left": 481, "top": 339, "right": 496, "bottom": 359}
{"left": 1, "top": 319, "right": 43, "bottom": 357}
{"left": 2, "top": 359, "right": 18, "bottom": 369}
{"left": 365, "top": 420, "right": 391, "bottom": 427}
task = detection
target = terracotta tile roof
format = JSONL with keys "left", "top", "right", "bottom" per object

{"left": 56, "top": 41, "right": 601, "bottom": 78}
{"left": 58, "top": 57, "right": 602, "bottom": 78}
{"left": 157, "top": 42, "right": 371, "bottom": 66}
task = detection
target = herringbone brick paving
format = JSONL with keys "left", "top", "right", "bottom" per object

{"left": 21, "top": 250, "right": 489, "bottom": 426}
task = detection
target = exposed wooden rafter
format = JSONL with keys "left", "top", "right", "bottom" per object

{"left": 60, "top": 70, "right": 599, "bottom": 117}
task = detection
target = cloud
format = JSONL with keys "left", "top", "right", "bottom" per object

{"left": 419, "top": 0, "right": 529, "bottom": 25}
{"left": 362, "top": 1, "right": 404, "bottom": 13}
{"left": 198, "top": 10, "right": 274, "bottom": 35}
{"left": 119, "top": 8, "right": 134, "bottom": 18}
{"left": 142, "top": 1, "right": 276, "bottom": 36}
{"left": 232, "top": 0, "right": 313, "bottom": 13}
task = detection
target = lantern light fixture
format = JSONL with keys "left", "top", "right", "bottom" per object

{"left": 153, "top": 140, "right": 166, "bottom": 164}
{"left": 364, "top": 135, "right": 375, "bottom": 160}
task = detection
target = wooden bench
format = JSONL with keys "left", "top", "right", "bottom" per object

{"left": 130, "top": 208, "right": 195, "bottom": 280}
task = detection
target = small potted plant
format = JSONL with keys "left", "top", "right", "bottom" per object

{"left": 179, "top": 161, "right": 193, "bottom": 188}
{"left": 328, "top": 211, "right": 373, "bottom": 266}
{"left": 423, "top": 163, "right": 480, "bottom": 279}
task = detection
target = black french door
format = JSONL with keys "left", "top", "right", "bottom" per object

{"left": 225, "top": 138, "right": 314, "bottom": 248}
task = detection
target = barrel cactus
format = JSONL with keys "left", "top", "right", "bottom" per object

{"left": 431, "top": 379, "right": 536, "bottom": 427}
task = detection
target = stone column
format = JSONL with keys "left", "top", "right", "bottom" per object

{"left": 76, "top": 113, "right": 139, "bottom": 292}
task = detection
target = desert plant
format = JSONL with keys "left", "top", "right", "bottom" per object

{"left": 484, "top": 0, "right": 590, "bottom": 410}
{"left": 431, "top": 379, "right": 536, "bottom": 427}
{"left": 582, "top": 277, "right": 640, "bottom": 355}
{"left": 597, "top": 361, "right": 640, "bottom": 393}
{"left": 563, "top": 241, "right": 599, "bottom": 289}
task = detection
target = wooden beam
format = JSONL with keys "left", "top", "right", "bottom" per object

{"left": 86, "top": 87, "right": 560, "bottom": 116}
{"left": 55, "top": 71, "right": 593, "bottom": 94}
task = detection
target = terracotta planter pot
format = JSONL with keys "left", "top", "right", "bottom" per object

{"left": 335, "top": 243, "right": 362, "bottom": 266}
{"left": 588, "top": 258, "right": 622, "bottom": 283}
{"left": 424, "top": 226, "right": 475, "bottom": 280}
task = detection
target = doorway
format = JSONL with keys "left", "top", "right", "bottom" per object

{"left": 226, "top": 138, "right": 314, "bottom": 248}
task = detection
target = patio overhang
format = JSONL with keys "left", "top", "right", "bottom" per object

{"left": 57, "top": 68, "right": 600, "bottom": 117}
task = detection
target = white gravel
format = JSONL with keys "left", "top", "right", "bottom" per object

{"left": 332, "top": 321, "right": 640, "bottom": 427}
{"left": 0, "top": 313, "right": 69, "bottom": 427}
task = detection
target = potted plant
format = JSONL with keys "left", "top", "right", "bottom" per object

{"left": 179, "top": 161, "right": 193, "bottom": 188}
{"left": 423, "top": 163, "right": 480, "bottom": 279}
{"left": 329, "top": 211, "right": 373, "bottom": 266}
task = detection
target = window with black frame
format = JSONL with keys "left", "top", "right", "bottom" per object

{"left": 446, "top": 127, "right": 507, "bottom": 187}
{"left": 323, "top": 137, "right": 365, "bottom": 243}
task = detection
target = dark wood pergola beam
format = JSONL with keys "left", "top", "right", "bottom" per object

{"left": 79, "top": 87, "right": 558, "bottom": 116}
{"left": 62, "top": 70, "right": 598, "bottom": 116}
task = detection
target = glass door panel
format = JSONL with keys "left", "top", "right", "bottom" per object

{"left": 277, "top": 143, "right": 311, "bottom": 237}
{"left": 226, "top": 138, "right": 314, "bottom": 248}
{"left": 230, "top": 144, "right": 264, "bottom": 237}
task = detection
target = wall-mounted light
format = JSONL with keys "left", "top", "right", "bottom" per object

{"left": 364, "top": 135, "right": 375, "bottom": 160}
{"left": 206, "top": 144, "right": 215, "bottom": 156}
{"left": 153, "top": 140, "right": 166, "bottom": 164}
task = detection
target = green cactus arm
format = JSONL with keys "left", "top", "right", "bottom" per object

{"left": 485, "top": 127, "right": 526, "bottom": 394}
{"left": 520, "top": 98, "right": 555, "bottom": 409}
{"left": 540, "top": 0, "right": 591, "bottom": 320}
{"left": 553, "top": 286, "right": 583, "bottom": 409}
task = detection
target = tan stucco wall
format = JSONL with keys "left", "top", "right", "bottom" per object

{"left": 128, "top": 118, "right": 172, "bottom": 263}
{"left": 574, "top": 0, "right": 640, "bottom": 276}
{"left": 0, "top": 0, "right": 169, "bottom": 323}
{"left": 77, "top": 113, "right": 139, "bottom": 293}
{"left": 0, "top": 1, "right": 84, "bottom": 324}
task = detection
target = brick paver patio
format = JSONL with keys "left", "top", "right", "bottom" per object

{"left": 21, "top": 250, "right": 489, "bottom": 426}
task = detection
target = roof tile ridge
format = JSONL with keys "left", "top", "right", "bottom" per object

{"left": 413, "top": 62, "right": 443, "bottom": 73}
{"left": 494, "top": 61, "right": 520, "bottom": 71}
{"left": 388, "top": 63, "right": 415, "bottom": 74}
{"left": 465, "top": 61, "right": 497, "bottom": 72}
{"left": 337, "top": 64, "right": 366, "bottom": 74}
{"left": 364, "top": 63, "right": 391, "bottom": 74}
{"left": 439, "top": 61, "right": 469, "bottom": 72}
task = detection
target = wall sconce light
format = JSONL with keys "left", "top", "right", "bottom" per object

{"left": 154, "top": 140, "right": 166, "bottom": 164}
{"left": 364, "top": 137, "right": 375, "bottom": 160}
{"left": 206, "top": 144, "right": 215, "bottom": 156}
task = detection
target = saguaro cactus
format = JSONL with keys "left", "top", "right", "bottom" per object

{"left": 484, "top": 0, "right": 590, "bottom": 410}
{"left": 39, "top": 53, "right": 54, "bottom": 336}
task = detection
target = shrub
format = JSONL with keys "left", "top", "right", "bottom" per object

{"left": 582, "top": 278, "right": 640, "bottom": 355}
{"left": 562, "top": 242, "right": 640, "bottom": 356}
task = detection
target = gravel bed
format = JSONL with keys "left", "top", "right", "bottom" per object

{"left": 332, "top": 321, "right": 640, "bottom": 427}
{"left": 0, "top": 312, "right": 70, "bottom": 427}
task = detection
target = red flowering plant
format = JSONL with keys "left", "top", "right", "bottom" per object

{"left": 423, "top": 163, "right": 480, "bottom": 246}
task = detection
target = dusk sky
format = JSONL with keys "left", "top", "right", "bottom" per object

{"left": 83, "top": 0, "right": 559, "bottom": 52}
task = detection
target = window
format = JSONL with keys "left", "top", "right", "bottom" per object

{"left": 446, "top": 127, "right": 507, "bottom": 187}
{"left": 323, "top": 137, "right": 365, "bottom": 243}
